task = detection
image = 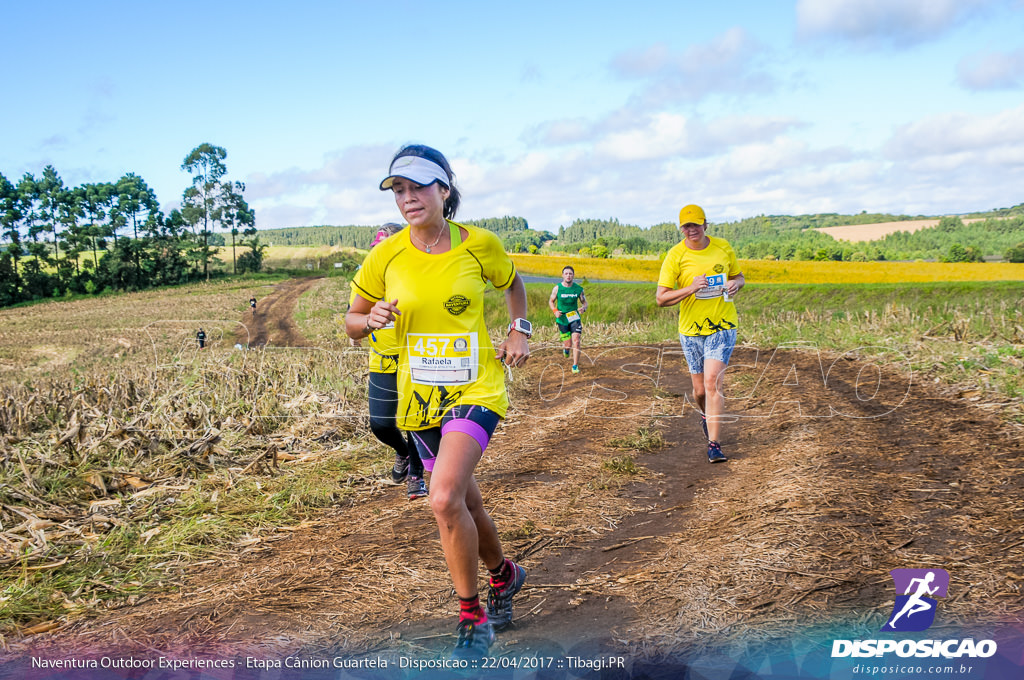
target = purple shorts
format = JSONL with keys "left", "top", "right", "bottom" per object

{"left": 408, "top": 404, "right": 500, "bottom": 472}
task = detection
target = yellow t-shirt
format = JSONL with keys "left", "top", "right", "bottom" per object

{"left": 348, "top": 289, "right": 398, "bottom": 373}
{"left": 658, "top": 236, "right": 741, "bottom": 336}
{"left": 351, "top": 221, "right": 517, "bottom": 430}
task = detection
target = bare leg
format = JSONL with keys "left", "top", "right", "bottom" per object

{"left": 571, "top": 332, "right": 582, "bottom": 367}
{"left": 703, "top": 359, "right": 728, "bottom": 442}
{"left": 429, "top": 431, "right": 503, "bottom": 598}
{"left": 690, "top": 372, "right": 706, "bottom": 415}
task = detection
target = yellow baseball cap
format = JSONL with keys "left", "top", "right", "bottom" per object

{"left": 679, "top": 204, "right": 706, "bottom": 226}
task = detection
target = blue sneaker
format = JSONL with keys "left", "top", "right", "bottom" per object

{"left": 571, "top": 365, "right": 579, "bottom": 374}
{"left": 450, "top": 619, "right": 495, "bottom": 660}
{"left": 707, "top": 440, "right": 727, "bottom": 463}
{"left": 563, "top": 348, "right": 570, "bottom": 357}
{"left": 407, "top": 476, "right": 428, "bottom": 500}
{"left": 700, "top": 415, "right": 709, "bottom": 441}
{"left": 487, "top": 562, "right": 527, "bottom": 630}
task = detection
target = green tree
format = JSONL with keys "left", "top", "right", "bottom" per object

{"left": 181, "top": 143, "right": 229, "bottom": 279}
{"left": 963, "top": 245, "right": 984, "bottom": 263}
{"left": 111, "top": 173, "right": 161, "bottom": 281}
{"left": 236, "top": 235, "right": 268, "bottom": 274}
{"left": 0, "top": 173, "right": 23, "bottom": 298}
{"left": 219, "top": 181, "right": 256, "bottom": 274}
{"left": 1005, "top": 243, "right": 1024, "bottom": 263}
{"left": 942, "top": 243, "right": 969, "bottom": 262}
{"left": 35, "top": 167, "right": 67, "bottom": 283}
{"left": 57, "top": 184, "right": 86, "bottom": 284}
{"left": 113, "top": 174, "right": 160, "bottom": 241}
{"left": 17, "top": 174, "right": 52, "bottom": 277}
{"left": 79, "top": 182, "right": 114, "bottom": 270}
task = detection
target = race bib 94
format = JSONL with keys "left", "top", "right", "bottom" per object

{"left": 407, "top": 333, "right": 478, "bottom": 386}
{"left": 695, "top": 273, "right": 727, "bottom": 300}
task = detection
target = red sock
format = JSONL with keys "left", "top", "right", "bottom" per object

{"left": 458, "top": 595, "right": 486, "bottom": 624}
{"left": 488, "top": 558, "right": 513, "bottom": 588}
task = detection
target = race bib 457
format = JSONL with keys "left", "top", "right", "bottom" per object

{"left": 407, "top": 333, "right": 478, "bottom": 386}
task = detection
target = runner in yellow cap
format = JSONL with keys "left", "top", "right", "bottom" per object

{"left": 656, "top": 204, "right": 745, "bottom": 464}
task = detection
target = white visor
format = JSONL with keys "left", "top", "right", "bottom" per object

{"left": 379, "top": 155, "right": 450, "bottom": 191}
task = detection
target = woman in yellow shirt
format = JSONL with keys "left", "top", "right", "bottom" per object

{"left": 345, "top": 145, "right": 530, "bottom": 659}
{"left": 657, "top": 204, "right": 745, "bottom": 464}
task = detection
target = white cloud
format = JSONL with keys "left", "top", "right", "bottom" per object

{"left": 957, "top": 47, "right": 1024, "bottom": 90}
{"left": 796, "top": 0, "right": 993, "bottom": 45}
{"left": 610, "top": 28, "right": 775, "bottom": 105}
{"left": 523, "top": 118, "right": 594, "bottom": 146}
{"left": 245, "top": 144, "right": 392, "bottom": 203}
{"left": 885, "top": 103, "right": 1024, "bottom": 160}
{"left": 245, "top": 101, "right": 1024, "bottom": 232}
{"left": 611, "top": 43, "right": 673, "bottom": 78}
{"left": 592, "top": 113, "right": 804, "bottom": 162}
{"left": 252, "top": 204, "right": 321, "bottom": 230}
{"left": 596, "top": 113, "right": 694, "bottom": 161}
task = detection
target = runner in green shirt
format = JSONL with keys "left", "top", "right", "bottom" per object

{"left": 548, "top": 265, "right": 588, "bottom": 374}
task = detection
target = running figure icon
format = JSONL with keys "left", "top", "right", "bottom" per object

{"left": 887, "top": 572, "right": 938, "bottom": 628}
{"left": 882, "top": 568, "right": 949, "bottom": 632}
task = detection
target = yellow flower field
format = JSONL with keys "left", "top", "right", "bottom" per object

{"left": 512, "top": 253, "right": 1024, "bottom": 284}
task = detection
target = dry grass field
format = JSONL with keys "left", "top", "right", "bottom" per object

{"left": 1, "top": 275, "right": 1022, "bottom": 676}
{"left": 261, "top": 245, "right": 362, "bottom": 270}
{"left": 814, "top": 217, "right": 991, "bottom": 242}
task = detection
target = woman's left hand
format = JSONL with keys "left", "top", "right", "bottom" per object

{"left": 496, "top": 331, "right": 530, "bottom": 367}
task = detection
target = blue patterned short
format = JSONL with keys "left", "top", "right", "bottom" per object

{"left": 679, "top": 329, "right": 737, "bottom": 374}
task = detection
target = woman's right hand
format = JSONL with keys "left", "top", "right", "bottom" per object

{"left": 367, "top": 298, "right": 401, "bottom": 330}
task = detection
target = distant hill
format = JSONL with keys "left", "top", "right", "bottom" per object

{"left": 246, "top": 202, "right": 1024, "bottom": 263}
{"left": 814, "top": 216, "right": 1007, "bottom": 243}
{"left": 254, "top": 216, "right": 537, "bottom": 250}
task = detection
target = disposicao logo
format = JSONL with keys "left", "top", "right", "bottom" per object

{"left": 831, "top": 568, "right": 997, "bottom": 659}
{"left": 882, "top": 568, "right": 949, "bottom": 632}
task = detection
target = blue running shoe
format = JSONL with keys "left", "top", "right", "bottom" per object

{"left": 487, "top": 562, "right": 527, "bottom": 630}
{"left": 407, "top": 476, "right": 428, "bottom": 500}
{"left": 701, "top": 415, "right": 709, "bottom": 441}
{"left": 450, "top": 619, "right": 495, "bottom": 660}
{"left": 707, "top": 440, "right": 727, "bottom": 463}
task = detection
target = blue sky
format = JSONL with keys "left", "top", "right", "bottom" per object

{"left": 3, "top": 0, "right": 1024, "bottom": 232}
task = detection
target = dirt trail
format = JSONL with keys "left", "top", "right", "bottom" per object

{"left": 237, "top": 276, "right": 322, "bottom": 347}
{"left": 10, "top": 288, "right": 1024, "bottom": 672}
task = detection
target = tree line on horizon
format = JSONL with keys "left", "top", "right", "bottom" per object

{"left": 260, "top": 204, "right": 1024, "bottom": 263}
{"left": 0, "top": 144, "right": 263, "bottom": 307}
{"left": 546, "top": 209, "right": 1024, "bottom": 262}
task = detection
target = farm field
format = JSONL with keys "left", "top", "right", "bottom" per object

{"left": 813, "top": 217, "right": 992, "bottom": 242}
{"left": 512, "top": 253, "right": 1024, "bottom": 284}
{"left": 261, "top": 244, "right": 361, "bottom": 271}
{"left": 1, "top": 275, "right": 1022, "bottom": 677}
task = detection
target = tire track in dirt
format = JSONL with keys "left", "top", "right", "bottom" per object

{"left": 237, "top": 277, "right": 323, "bottom": 348}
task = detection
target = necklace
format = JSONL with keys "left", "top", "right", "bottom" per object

{"left": 411, "top": 224, "right": 445, "bottom": 253}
